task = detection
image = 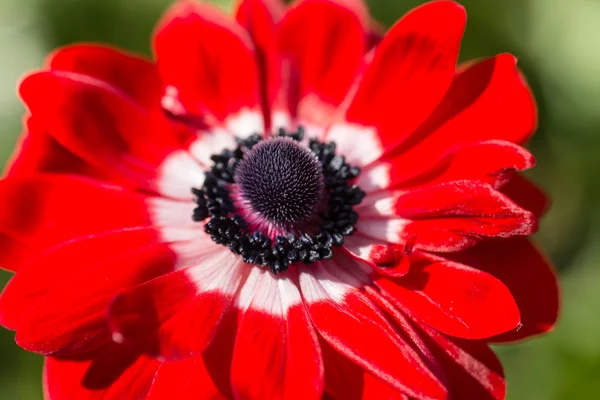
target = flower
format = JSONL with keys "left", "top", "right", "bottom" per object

{"left": 0, "top": 0, "right": 559, "bottom": 399}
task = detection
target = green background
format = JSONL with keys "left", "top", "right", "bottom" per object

{"left": 1, "top": 0, "right": 599, "bottom": 398}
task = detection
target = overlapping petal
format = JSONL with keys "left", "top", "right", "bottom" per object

{"left": 500, "top": 173, "right": 549, "bottom": 218}
{"left": 321, "top": 339, "right": 411, "bottom": 400}
{"left": 44, "top": 344, "right": 160, "bottom": 400}
{"left": 235, "top": 0, "right": 286, "bottom": 129}
{"left": 299, "top": 261, "right": 447, "bottom": 399}
{"left": 5, "top": 117, "right": 117, "bottom": 183}
{"left": 356, "top": 180, "right": 536, "bottom": 252}
{"left": 108, "top": 250, "right": 247, "bottom": 359}
{"left": 279, "top": 0, "right": 367, "bottom": 134}
{"left": 12, "top": 242, "right": 178, "bottom": 356}
{"left": 328, "top": 1, "right": 466, "bottom": 165}
{"left": 155, "top": 0, "right": 263, "bottom": 136}
{"left": 375, "top": 253, "right": 521, "bottom": 339}
{"left": 0, "top": 228, "right": 163, "bottom": 330}
{"left": 147, "top": 356, "right": 226, "bottom": 399}
{"left": 450, "top": 238, "right": 559, "bottom": 342}
{"left": 0, "top": 175, "right": 151, "bottom": 249}
{"left": 418, "top": 324, "right": 506, "bottom": 400}
{"left": 19, "top": 73, "right": 202, "bottom": 199}
{"left": 0, "top": 231, "right": 30, "bottom": 272}
{"left": 359, "top": 140, "right": 535, "bottom": 192}
{"left": 231, "top": 269, "right": 324, "bottom": 400}
{"left": 378, "top": 54, "right": 537, "bottom": 177}
{"left": 342, "top": 235, "right": 411, "bottom": 278}
{"left": 47, "top": 45, "right": 163, "bottom": 114}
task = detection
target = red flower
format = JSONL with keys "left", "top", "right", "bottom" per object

{"left": 0, "top": 0, "right": 559, "bottom": 399}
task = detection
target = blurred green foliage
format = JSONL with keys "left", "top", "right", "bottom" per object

{"left": 1, "top": 0, "right": 599, "bottom": 398}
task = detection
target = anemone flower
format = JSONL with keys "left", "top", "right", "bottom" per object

{"left": 0, "top": 0, "right": 559, "bottom": 399}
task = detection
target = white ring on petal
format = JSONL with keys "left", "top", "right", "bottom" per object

{"left": 356, "top": 190, "right": 403, "bottom": 217}
{"left": 355, "top": 218, "right": 409, "bottom": 244}
{"left": 327, "top": 123, "right": 382, "bottom": 166}
{"left": 157, "top": 149, "right": 206, "bottom": 200}
{"left": 272, "top": 110, "right": 292, "bottom": 133}
{"left": 236, "top": 268, "right": 302, "bottom": 315}
{"left": 186, "top": 250, "right": 249, "bottom": 294}
{"left": 146, "top": 197, "right": 197, "bottom": 231}
{"left": 299, "top": 261, "right": 363, "bottom": 304}
{"left": 189, "top": 129, "right": 237, "bottom": 166}
{"left": 356, "top": 162, "right": 391, "bottom": 193}
{"left": 226, "top": 108, "right": 264, "bottom": 138}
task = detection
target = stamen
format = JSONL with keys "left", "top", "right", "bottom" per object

{"left": 192, "top": 128, "right": 366, "bottom": 274}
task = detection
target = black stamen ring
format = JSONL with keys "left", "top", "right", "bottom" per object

{"left": 192, "top": 128, "right": 365, "bottom": 274}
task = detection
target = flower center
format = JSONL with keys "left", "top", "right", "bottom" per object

{"left": 235, "top": 137, "right": 324, "bottom": 227}
{"left": 192, "top": 128, "right": 366, "bottom": 274}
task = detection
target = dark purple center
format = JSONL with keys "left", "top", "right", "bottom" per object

{"left": 235, "top": 137, "right": 324, "bottom": 226}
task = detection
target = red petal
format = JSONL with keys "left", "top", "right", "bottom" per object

{"left": 235, "top": 0, "right": 285, "bottom": 129}
{"left": 372, "top": 295, "right": 506, "bottom": 399}
{"left": 201, "top": 305, "right": 239, "bottom": 399}
{"left": 382, "top": 54, "right": 537, "bottom": 177}
{"left": 321, "top": 339, "right": 365, "bottom": 400}
{"left": 14, "top": 242, "right": 176, "bottom": 356}
{"left": 357, "top": 181, "right": 536, "bottom": 252}
{"left": 0, "top": 175, "right": 150, "bottom": 249}
{"left": 109, "top": 252, "right": 246, "bottom": 359}
{"left": 0, "top": 227, "right": 162, "bottom": 330}
{"left": 432, "top": 53, "right": 537, "bottom": 145}
{"left": 322, "top": 339, "right": 409, "bottom": 400}
{"left": 360, "top": 373, "right": 410, "bottom": 400}
{"left": 279, "top": 0, "right": 367, "bottom": 130}
{"left": 411, "top": 140, "right": 535, "bottom": 188}
{"left": 44, "top": 344, "right": 159, "bottom": 400}
{"left": 356, "top": 217, "right": 478, "bottom": 253}
{"left": 19, "top": 72, "right": 196, "bottom": 197}
{"left": 47, "top": 44, "right": 162, "bottom": 113}
{"left": 235, "top": 0, "right": 285, "bottom": 30}
{"left": 500, "top": 173, "right": 549, "bottom": 218}
{"left": 154, "top": 1, "right": 262, "bottom": 131}
{"left": 394, "top": 181, "right": 536, "bottom": 237}
{"left": 0, "top": 231, "right": 31, "bottom": 272}
{"left": 376, "top": 253, "right": 521, "bottom": 339}
{"left": 4, "top": 117, "right": 119, "bottom": 183}
{"left": 362, "top": 139, "right": 535, "bottom": 192}
{"left": 419, "top": 324, "right": 506, "bottom": 400}
{"left": 451, "top": 238, "right": 559, "bottom": 342}
{"left": 232, "top": 270, "right": 324, "bottom": 399}
{"left": 47, "top": 45, "right": 200, "bottom": 179}
{"left": 342, "top": 236, "right": 410, "bottom": 278}
{"left": 365, "top": 287, "right": 442, "bottom": 368}
{"left": 329, "top": 1, "right": 466, "bottom": 163}
{"left": 299, "top": 262, "right": 447, "bottom": 399}
{"left": 147, "top": 356, "right": 225, "bottom": 400}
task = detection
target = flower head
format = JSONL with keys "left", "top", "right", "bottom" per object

{"left": 0, "top": 0, "right": 559, "bottom": 399}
